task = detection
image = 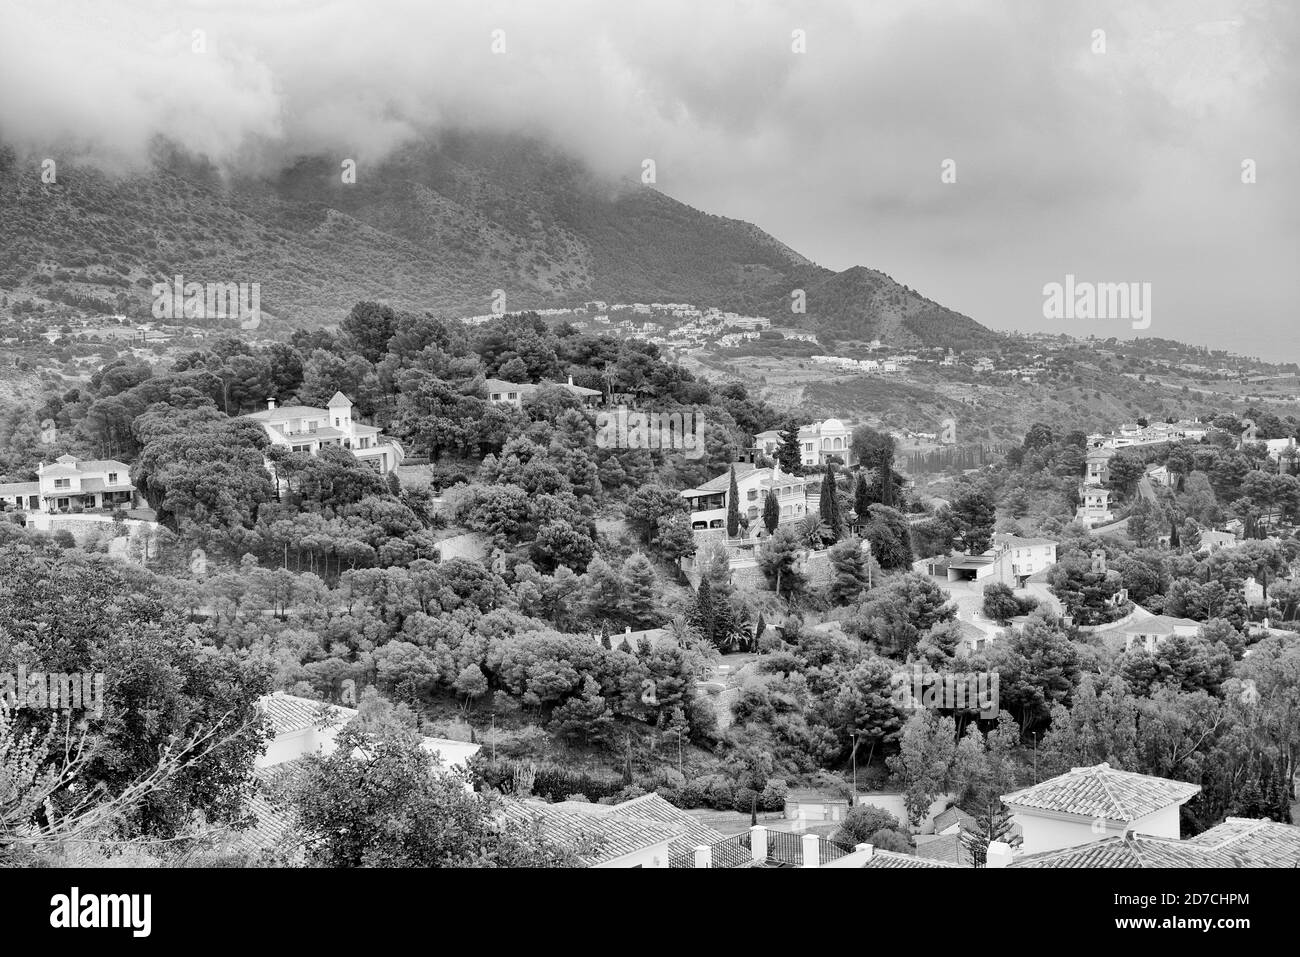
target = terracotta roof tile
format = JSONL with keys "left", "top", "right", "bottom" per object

{"left": 1002, "top": 763, "right": 1199, "bottom": 823}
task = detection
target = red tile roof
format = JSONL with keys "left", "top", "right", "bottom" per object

{"left": 1002, "top": 763, "right": 1199, "bottom": 823}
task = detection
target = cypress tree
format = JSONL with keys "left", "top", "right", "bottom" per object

{"left": 690, "top": 576, "right": 716, "bottom": 645}
{"left": 763, "top": 487, "right": 780, "bottom": 535}
{"left": 726, "top": 465, "right": 741, "bottom": 538}
{"left": 819, "top": 462, "right": 843, "bottom": 541}
{"left": 875, "top": 446, "right": 895, "bottom": 507}
{"left": 777, "top": 419, "right": 803, "bottom": 474}
{"left": 854, "top": 470, "right": 872, "bottom": 523}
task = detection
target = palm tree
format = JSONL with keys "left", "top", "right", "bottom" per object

{"left": 796, "top": 514, "right": 831, "bottom": 548}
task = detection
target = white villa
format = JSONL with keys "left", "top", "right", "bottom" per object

{"left": 1076, "top": 486, "right": 1114, "bottom": 527}
{"left": 746, "top": 419, "right": 855, "bottom": 468}
{"left": 680, "top": 464, "right": 810, "bottom": 533}
{"left": 245, "top": 393, "right": 405, "bottom": 475}
{"left": 799, "top": 418, "right": 855, "bottom": 467}
{"left": 1084, "top": 447, "right": 1115, "bottom": 485}
{"left": 1101, "top": 611, "right": 1201, "bottom": 654}
{"left": 0, "top": 455, "right": 139, "bottom": 514}
{"left": 1002, "top": 762, "right": 1199, "bottom": 856}
{"left": 991, "top": 533, "right": 1059, "bottom": 579}
{"left": 483, "top": 376, "right": 602, "bottom": 409}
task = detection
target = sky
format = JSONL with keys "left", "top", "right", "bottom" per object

{"left": 2, "top": 0, "right": 1297, "bottom": 360}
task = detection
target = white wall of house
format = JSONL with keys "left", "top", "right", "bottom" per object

{"left": 256, "top": 724, "right": 345, "bottom": 769}
{"left": 1012, "top": 803, "right": 1181, "bottom": 854}
{"left": 596, "top": 840, "right": 672, "bottom": 868}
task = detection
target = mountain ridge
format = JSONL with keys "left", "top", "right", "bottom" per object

{"left": 0, "top": 132, "right": 998, "bottom": 349}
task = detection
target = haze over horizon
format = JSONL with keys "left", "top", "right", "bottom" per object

{"left": 3, "top": 0, "right": 1296, "bottom": 360}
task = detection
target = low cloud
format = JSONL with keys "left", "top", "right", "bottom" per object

{"left": 2, "top": 0, "right": 1296, "bottom": 355}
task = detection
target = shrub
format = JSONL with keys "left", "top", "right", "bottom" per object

{"left": 759, "top": 778, "right": 789, "bottom": 812}
{"left": 655, "top": 786, "right": 683, "bottom": 807}
{"left": 836, "top": 805, "right": 904, "bottom": 846}
{"left": 733, "top": 786, "right": 758, "bottom": 815}
{"left": 693, "top": 774, "right": 735, "bottom": 810}
{"left": 866, "top": 827, "right": 912, "bottom": 853}
{"left": 678, "top": 782, "right": 706, "bottom": 808}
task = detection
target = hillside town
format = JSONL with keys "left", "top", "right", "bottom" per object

{"left": 2, "top": 9, "right": 1299, "bottom": 950}
{"left": 4, "top": 306, "right": 1298, "bottom": 875}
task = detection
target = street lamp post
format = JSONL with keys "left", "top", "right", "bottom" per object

{"left": 850, "top": 731, "right": 858, "bottom": 806}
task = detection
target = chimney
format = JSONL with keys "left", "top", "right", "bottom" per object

{"left": 986, "top": 841, "right": 1014, "bottom": 869}
{"left": 567, "top": 374, "right": 574, "bottom": 387}
{"left": 625, "top": 626, "right": 632, "bottom": 634}
{"left": 267, "top": 397, "right": 277, "bottom": 410}
{"left": 854, "top": 842, "right": 874, "bottom": 861}
{"left": 749, "top": 825, "right": 768, "bottom": 864}
{"left": 693, "top": 845, "right": 712, "bottom": 869}
{"left": 801, "top": 832, "right": 820, "bottom": 868}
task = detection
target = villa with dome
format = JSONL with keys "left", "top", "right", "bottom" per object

{"left": 749, "top": 418, "right": 857, "bottom": 469}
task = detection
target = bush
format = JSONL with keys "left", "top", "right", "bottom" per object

{"left": 866, "top": 827, "right": 912, "bottom": 853}
{"left": 692, "top": 773, "right": 735, "bottom": 810}
{"left": 655, "top": 786, "right": 683, "bottom": 807}
{"left": 678, "top": 782, "right": 706, "bottom": 808}
{"left": 733, "top": 787, "right": 758, "bottom": 815}
{"left": 759, "top": 778, "right": 788, "bottom": 812}
{"left": 836, "top": 805, "right": 904, "bottom": 846}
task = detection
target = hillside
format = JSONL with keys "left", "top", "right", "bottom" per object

{"left": 0, "top": 131, "right": 995, "bottom": 348}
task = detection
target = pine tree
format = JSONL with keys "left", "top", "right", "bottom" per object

{"left": 962, "top": 798, "right": 1018, "bottom": 867}
{"left": 828, "top": 539, "right": 869, "bottom": 605}
{"left": 763, "top": 488, "right": 780, "bottom": 535}
{"left": 753, "top": 612, "right": 766, "bottom": 651}
{"left": 1169, "top": 517, "right": 1180, "bottom": 548}
{"left": 726, "top": 466, "right": 741, "bottom": 538}
{"left": 621, "top": 552, "right": 657, "bottom": 626}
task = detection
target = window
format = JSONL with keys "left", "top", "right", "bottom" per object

{"left": 747, "top": 489, "right": 758, "bottom": 501}
{"left": 107, "top": 472, "right": 118, "bottom": 484}
{"left": 335, "top": 418, "right": 340, "bottom": 427}
{"left": 508, "top": 392, "right": 519, "bottom": 400}
{"left": 54, "top": 478, "right": 70, "bottom": 489}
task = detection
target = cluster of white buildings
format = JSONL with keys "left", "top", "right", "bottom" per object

{"left": 1087, "top": 420, "right": 1211, "bottom": 450}
{"left": 810, "top": 355, "right": 903, "bottom": 374}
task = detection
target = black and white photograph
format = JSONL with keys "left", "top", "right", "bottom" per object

{"left": 0, "top": 0, "right": 1297, "bottom": 938}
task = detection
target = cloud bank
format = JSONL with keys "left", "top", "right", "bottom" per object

{"left": 2, "top": 0, "right": 1297, "bottom": 356}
